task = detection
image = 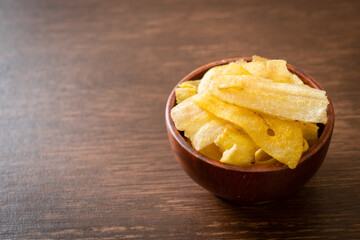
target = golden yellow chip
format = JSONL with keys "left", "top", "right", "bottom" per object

{"left": 290, "top": 73, "right": 305, "bottom": 85}
{"left": 178, "top": 80, "right": 201, "bottom": 89}
{"left": 266, "top": 59, "right": 293, "bottom": 83}
{"left": 254, "top": 148, "right": 278, "bottom": 166}
{"left": 241, "top": 61, "right": 268, "bottom": 78}
{"left": 264, "top": 59, "right": 303, "bottom": 85}
{"left": 220, "top": 144, "right": 253, "bottom": 166}
{"left": 215, "top": 126, "right": 258, "bottom": 166}
{"left": 222, "top": 62, "right": 251, "bottom": 76}
{"left": 252, "top": 55, "right": 268, "bottom": 62}
{"left": 171, "top": 97, "right": 212, "bottom": 137}
{"left": 197, "top": 65, "right": 227, "bottom": 93}
{"left": 301, "top": 122, "right": 319, "bottom": 146}
{"left": 254, "top": 149, "right": 272, "bottom": 162}
{"left": 193, "top": 93, "right": 303, "bottom": 168}
{"left": 171, "top": 96, "right": 230, "bottom": 151}
{"left": 198, "top": 143, "right": 222, "bottom": 161}
{"left": 192, "top": 119, "right": 227, "bottom": 151}
{"left": 209, "top": 75, "right": 329, "bottom": 123}
{"left": 303, "top": 138, "right": 309, "bottom": 152}
{"left": 175, "top": 80, "right": 202, "bottom": 103}
{"left": 175, "top": 87, "right": 197, "bottom": 104}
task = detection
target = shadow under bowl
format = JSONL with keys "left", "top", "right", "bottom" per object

{"left": 165, "top": 57, "right": 334, "bottom": 204}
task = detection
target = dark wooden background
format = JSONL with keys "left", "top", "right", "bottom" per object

{"left": 0, "top": 0, "right": 359, "bottom": 239}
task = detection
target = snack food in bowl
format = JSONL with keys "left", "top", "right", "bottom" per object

{"left": 165, "top": 56, "right": 334, "bottom": 203}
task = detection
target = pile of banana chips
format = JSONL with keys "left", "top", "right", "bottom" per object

{"left": 171, "top": 56, "right": 328, "bottom": 169}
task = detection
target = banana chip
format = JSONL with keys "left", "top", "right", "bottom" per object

{"left": 254, "top": 149, "right": 278, "bottom": 166}
{"left": 193, "top": 93, "right": 303, "bottom": 169}
{"left": 222, "top": 62, "right": 251, "bottom": 76}
{"left": 178, "top": 80, "right": 201, "bottom": 89}
{"left": 220, "top": 145, "right": 250, "bottom": 166}
{"left": 254, "top": 149, "right": 271, "bottom": 162}
{"left": 301, "top": 123, "right": 319, "bottom": 146}
{"left": 266, "top": 59, "right": 304, "bottom": 85}
{"left": 175, "top": 88, "right": 197, "bottom": 104}
{"left": 240, "top": 61, "right": 268, "bottom": 78}
{"left": 303, "top": 138, "right": 309, "bottom": 152}
{"left": 267, "top": 60, "right": 292, "bottom": 83}
{"left": 175, "top": 80, "right": 201, "bottom": 103}
{"left": 171, "top": 97, "right": 211, "bottom": 136}
{"left": 209, "top": 75, "right": 329, "bottom": 123}
{"left": 215, "top": 126, "right": 258, "bottom": 166}
{"left": 171, "top": 96, "right": 230, "bottom": 151}
{"left": 252, "top": 55, "right": 268, "bottom": 62}
{"left": 198, "top": 65, "right": 227, "bottom": 93}
{"left": 192, "top": 120, "right": 227, "bottom": 151}
{"left": 198, "top": 143, "right": 222, "bottom": 161}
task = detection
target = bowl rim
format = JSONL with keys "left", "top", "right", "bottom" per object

{"left": 165, "top": 57, "right": 335, "bottom": 173}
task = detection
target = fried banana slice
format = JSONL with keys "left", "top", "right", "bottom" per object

{"left": 301, "top": 122, "right": 319, "bottom": 146}
{"left": 266, "top": 59, "right": 304, "bottom": 85}
{"left": 178, "top": 80, "right": 201, "bottom": 89}
{"left": 192, "top": 119, "right": 227, "bottom": 151}
{"left": 175, "top": 88, "right": 197, "bottom": 104}
{"left": 171, "top": 97, "right": 213, "bottom": 137}
{"left": 222, "top": 62, "right": 251, "bottom": 76}
{"left": 171, "top": 96, "right": 229, "bottom": 151}
{"left": 215, "top": 126, "right": 258, "bottom": 166}
{"left": 252, "top": 55, "right": 268, "bottom": 62}
{"left": 254, "top": 149, "right": 271, "bottom": 161}
{"left": 193, "top": 93, "right": 303, "bottom": 169}
{"left": 266, "top": 60, "right": 292, "bottom": 83}
{"left": 197, "top": 65, "right": 227, "bottom": 93}
{"left": 303, "top": 138, "right": 309, "bottom": 152}
{"left": 220, "top": 145, "right": 250, "bottom": 166}
{"left": 175, "top": 80, "right": 201, "bottom": 103}
{"left": 240, "top": 61, "right": 268, "bottom": 78}
{"left": 210, "top": 75, "right": 329, "bottom": 123}
{"left": 254, "top": 148, "right": 278, "bottom": 166}
{"left": 198, "top": 143, "right": 222, "bottom": 161}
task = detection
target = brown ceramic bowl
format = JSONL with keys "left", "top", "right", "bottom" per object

{"left": 165, "top": 57, "right": 334, "bottom": 204}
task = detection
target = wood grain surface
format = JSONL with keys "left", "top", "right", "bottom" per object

{"left": 0, "top": 0, "right": 359, "bottom": 239}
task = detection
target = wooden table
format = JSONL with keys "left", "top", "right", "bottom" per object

{"left": 1, "top": 0, "right": 359, "bottom": 239}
